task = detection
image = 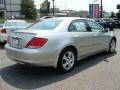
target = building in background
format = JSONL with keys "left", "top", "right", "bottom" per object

{"left": 0, "top": 0, "right": 6, "bottom": 18}
{"left": 48, "top": 9, "right": 79, "bottom": 17}
{"left": 0, "top": 0, "right": 21, "bottom": 18}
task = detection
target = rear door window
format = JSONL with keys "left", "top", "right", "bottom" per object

{"left": 68, "top": 20, "right": 87, "bottom": 32}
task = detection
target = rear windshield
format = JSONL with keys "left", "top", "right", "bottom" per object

{"left": 5, "top": 21, "right": 27, "bottom": 28}
{"left": 27, "top": 18, "right": 62, "bottom": 30}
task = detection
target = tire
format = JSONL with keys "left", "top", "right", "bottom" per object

{"left": 108, "top": 39, "right": 116, "bottom": 54}
{"left": 57, "top": 48, "right": 77, "bottom": 73}
{"left": 110, "top": 27, "right": 114, "bottom": 31}
{"left": 0, "top": 41, "right": 7, "bottom": 48}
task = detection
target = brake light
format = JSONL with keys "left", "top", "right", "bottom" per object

{"left": 1, "top": 29, "right": 6, "bottom": 33}
{"left": 26, "top": 37, "right": 48, "bottom": 48}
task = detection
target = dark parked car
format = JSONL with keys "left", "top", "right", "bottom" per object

{"left": 101, "top": 18, "right": 114, "bottom": 30}
{"left": 113, "top": 18, "right": 120, "bottom": 28}
{"left": 94, "top": 19, "right": 107, "bottom": 28}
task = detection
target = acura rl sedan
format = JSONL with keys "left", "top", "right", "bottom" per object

{"left": 5, "top": 17, "right": 116, "bottom": 72}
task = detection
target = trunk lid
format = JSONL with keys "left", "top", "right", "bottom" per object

{"left": 9, "top": 29, "right": 52, "bottom": 48}
{"left": 3, "top": 27, "right": 26, "bottom": 34}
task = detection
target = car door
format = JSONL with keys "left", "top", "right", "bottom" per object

{"left": 68, "top": 19, "right": 96, "bottom": 57}
{"left": 86, "top": 20, "right": 109, "bottom": 52}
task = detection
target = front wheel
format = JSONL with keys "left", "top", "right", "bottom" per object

{"left": 108, "top": 39, "right": 116, "bottom": 54}
{"left": 57, "top": 48, "right": 77, "bottom": 73}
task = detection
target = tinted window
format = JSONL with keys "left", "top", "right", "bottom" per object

{"left": 28, "top": 19, "right": 62, "bottom": 30}
{"left": 87, "top": 20, "right": 103, "bottom": 32}
{"left": 69, "top": 20, "right": 86, "bottom": 32}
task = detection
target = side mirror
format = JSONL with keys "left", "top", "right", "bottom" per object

{"left": 86, "top": 27, "right": 92, "bottom": 32}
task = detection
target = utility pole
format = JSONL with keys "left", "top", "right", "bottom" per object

{"left": 4, "top": 0, "right": 6, "bottom": 18}
{"left": 100, "top": 0, "right": 103, "bottom": 18}
{"left": 10, "top": 0, "right": 12, "bottom": 18}
{"left": 52, "top": 0, "right": 55, "bottom": 16}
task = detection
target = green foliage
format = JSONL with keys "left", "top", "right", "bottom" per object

{"left": 116, "top": 10, "right": 120, "bottom": 19}
{"left": 0, "top": 18, "right": 6, "bottom": 23}
{"left": 20, "top": 0, "right": 37, "bottom": 19}
{"left": 76, "top": 10, "right": 88, "bottom": 17}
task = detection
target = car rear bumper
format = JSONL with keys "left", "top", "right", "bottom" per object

{"left": 5, "top": 44, "right": 59, "bottom": 67}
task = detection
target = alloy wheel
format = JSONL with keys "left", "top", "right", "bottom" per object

{"left": 62, "top": 51, "right": 75, "bottom": 70}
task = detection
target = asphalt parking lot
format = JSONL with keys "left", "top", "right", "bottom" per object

{"left": 0, "top": 29, "right": 120, "bottom": 90}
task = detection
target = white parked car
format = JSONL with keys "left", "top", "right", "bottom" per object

{"left": 39, "top": 16, "right": 54, "bottom": 21}
{"left": 5, "top": 17, "right": 116, "bottom": 72}
{"left": 0, "top": 20, "right": 28, "bottom": 46}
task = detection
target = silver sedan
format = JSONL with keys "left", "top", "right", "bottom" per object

{"left": 5, "top": 17, "right": 116, "bottom": 72}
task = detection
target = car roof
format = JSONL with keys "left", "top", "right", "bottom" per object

{"left": 50, "top": 17, "right": 93, "bottom": 21}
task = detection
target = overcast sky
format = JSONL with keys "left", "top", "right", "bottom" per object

{"left": 34, "top": 0, "right": 120, "bottom": 12}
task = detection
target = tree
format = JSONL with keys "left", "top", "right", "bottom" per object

{"left": 76, "top": 10, "right": 88, "bottom": 17}
{"left": 20, "top": 0, "right": 37, "bottom": 19}
{"left": 110, "top": 12, "right": 115, "bottom": 18}
{"left": 116, "top": 10, "right": 120, "bottom": 19}
{"left": 40, "top": 0, "right": 50, "bottom": 16}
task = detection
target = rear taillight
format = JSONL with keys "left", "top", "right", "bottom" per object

{"left": 26, "top": 37, "right": 48, "bottom": 48}
{"left": 1, "top": 29, "right": 6, "bottom": 33}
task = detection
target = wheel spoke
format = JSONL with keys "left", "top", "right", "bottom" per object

{"left": 69, "top": 59, "right": 74, "bottom": 64}
{"left": 68, "top": 61, "right": 73, "bottom": 68}
{"left": 68, "top": 52, "right": 72, "bottom": 59}
{"left": 63, "top": 62, "right": 69, "bottom": 69}
{"left": 63, "top": 55, "right": 68, "bottom": 61}
{"left": 110, "top": 40, "right": 115, "bottom": 52}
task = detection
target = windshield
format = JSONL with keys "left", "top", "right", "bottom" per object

{"left": 95, "top": 20, "right": 101, "bottom": 23}
{"left": 5, "top": 21, "right": 27, "bottom": 28}
{"left": 27, "top": 18, "right": 62, "bottom": 30}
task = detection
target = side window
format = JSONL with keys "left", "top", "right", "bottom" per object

{"left": 69, "top": 20, "right": 86, "bottom": 32}
{"left": 68, "top": 23, "right": 75, "bottom": 32}
{"left": 87, "top": 20, "right": 103, "bottom": 32}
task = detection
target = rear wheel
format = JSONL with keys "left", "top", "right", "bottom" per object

{"left": 57, "top": 48, "right": 77, "bottom": 73}
{"left": 108, "top": 39, "right": 116, "bottom": 54}
{"left": 0, "top": 41, "right": 6, "bottom": 48}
